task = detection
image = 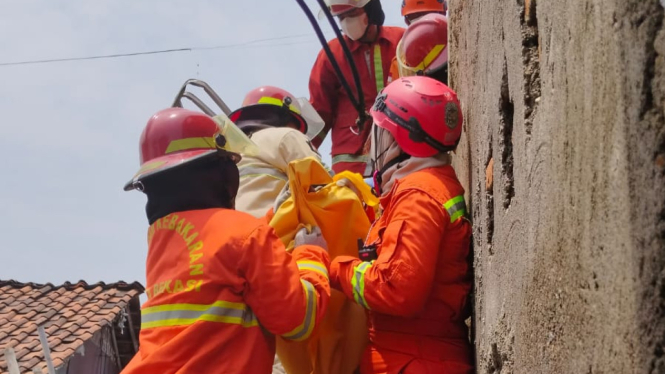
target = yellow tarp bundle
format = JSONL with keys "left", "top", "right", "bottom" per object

{"left": 269, "top": 157, "right": 377, "bottom": 374}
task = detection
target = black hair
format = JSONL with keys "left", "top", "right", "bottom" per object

{"left": 364, "top": 0, "right": 385, "bottom": 26}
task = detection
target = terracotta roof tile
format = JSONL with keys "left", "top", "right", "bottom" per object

{"left": 25, "top": 356, "right": 43, "bottom": 370}
{"left": 0, "top": 280, "right": 144, "bottom": 373}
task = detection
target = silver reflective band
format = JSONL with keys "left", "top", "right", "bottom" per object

{"left": 352, "top": 262, "right": 372, "bottom": 309}
{"left": 296, "top": 261, "right": 329, "bottom": 280}
{"left": 446, "top": 201, "right": 466, "bottom": 216}
{"left": 282, "top": 280, "right": 316, "bottom": 341}
{"left": 443, "top": 195, "right": 467, "bottom": 222}
{"left": 239, "top": 165, "right": 287, "bottom": 180}
{"left": 141, "top": 301, "right": 258, "bottom": 329}
{"left": 142, "top": 306, "right": 255, "bottom": 324}
{"left": 332, "top": 153, "right": 370, "bottom": 164}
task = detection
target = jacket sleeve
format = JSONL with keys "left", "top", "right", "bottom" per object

{"left": 308, "top": 47, "right": 339, "bottom": 148}
{"left": 329, "top": 190, "right": 447, "bottom": 317}
{"left": 239, "top": 223, "right": 331, "bottom": 341}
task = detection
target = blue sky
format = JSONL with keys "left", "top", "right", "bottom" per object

{"left": 0, "top": 0, "right": 403, "bottom": 286}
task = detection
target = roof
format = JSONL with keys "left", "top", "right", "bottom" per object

{"left": 0, "top": 280, "right": 144, "bottom": 374}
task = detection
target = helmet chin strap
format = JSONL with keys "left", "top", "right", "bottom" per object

{"left": 373, "top": 152, "right": 410, "bottom": 195}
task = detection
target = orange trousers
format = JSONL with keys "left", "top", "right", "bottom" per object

{"left": 360, "top": 346, "right": 474, "bottom": 374}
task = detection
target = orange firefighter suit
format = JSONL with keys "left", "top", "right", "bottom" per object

{"left": 308, "top": 26, "right": 404, "bottom": 175}
{"left": 330, "top": 166, "right": 474, "bottom": 374}
{"left": 387, "top": 57, "right": 399, "bottom": 85}
{"left": 121, "top": 208, "right": 330, "bottom": 374}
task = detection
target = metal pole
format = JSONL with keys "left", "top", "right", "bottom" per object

{"left": 37, "top": 326, "right": 56, "bottom": 374}
{"left": 4, "top": 346, "right": 22, "bottom": 374}
{"left": 109, "top": 325, "right": 122, "bottom": 369}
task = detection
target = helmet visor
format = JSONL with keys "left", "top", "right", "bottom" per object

{"left": 296, "top": 97, "right": 325, "bottom": 140}
{"left": 212, "top": 113, "right": 261, "bottom": 158}
{"left": 396, "top": 39, "right": 448, "bottom": 78}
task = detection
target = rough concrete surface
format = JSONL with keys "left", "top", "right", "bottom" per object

{"left": 449, "top": 0, "right": 665, "bottom": 372}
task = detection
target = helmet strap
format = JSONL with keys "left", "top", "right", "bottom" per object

{"left": 373, "top": 152, "right": 410, "bottom": 195}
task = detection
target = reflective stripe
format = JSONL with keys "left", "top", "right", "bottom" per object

{"left": 141, "top": 300, "right": 258, "bottom": 329}
{"left": 165, "top": 137, "right": 216, "bottom": 154}
{"left": 373, "top": 44, "right": 384, "bottom": 93}
{"left": 351, "top": 261, "right": 372, "bottom": 309}
{"left": 238, "top": 165, "right": 287, "bottom": 181}
{"left": 297, "top": 261, "right": 329, "bottom": 280}
{"left": 315, "top": 130, "right": 328, "bottom": 143}
{"left": 257, "top": 96, "right": 302, "bottom": 114}
{"left": 332, "top": 153, "right": 370, "bottom": 164}
{"left": 282, "top": 279, "right": 317, "bottom": 341}
{"left": 331, "top": 154, "right": 373, "bottom": 176}
{"left": 415, "top": 44, "right": 446, "bottom": 71}
{"left": 443, "top": 195, "right": 467, "bottom": 222}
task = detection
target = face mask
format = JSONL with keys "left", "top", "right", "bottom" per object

{"left": 340, "top": 13, "right": 369, "bottom": 41}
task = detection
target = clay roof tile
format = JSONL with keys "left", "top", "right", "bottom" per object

{"left": 0, "top": 279, "right": 144, "bottom": 373}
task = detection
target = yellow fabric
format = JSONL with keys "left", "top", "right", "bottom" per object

{"left": 332, "top": 171, "right": 380, "bottom": 212}
{"left": 269, "top": 157, "right": 371, "bottom": 374}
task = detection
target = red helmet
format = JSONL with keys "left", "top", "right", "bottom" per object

{"left": 370, "top": 76, "right": 462, "bottom": 157}
{"left": 324, "top": 0, "right": 371, "bottom": 16}
{"left": 397, "top": 13, "right": 448, "bottom": 78}
{"left": 228, "top": 86, "right": 308, "bottom": 134}
{"left": 124, "top": 107, "right": 239, "bottom": 191}
{"left": 401, "top": 0, "right": 446, "bottom": 24}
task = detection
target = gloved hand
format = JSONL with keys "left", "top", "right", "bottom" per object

{"left": 295, "top": 226, "right": 328, "bottom": 251}
{"left": 336, "top": 178, "right": 362, "bottom": 200}
{"left": 273, "top": 184, "right": 291, "bottom": 212}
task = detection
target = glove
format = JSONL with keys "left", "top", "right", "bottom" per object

{"left": 336, "top": 178, "right": 362, "bottom": 200}
{"left": 273, "top": 184, "right": 291, "bottom": 212}
{"left": 295, "top": 226, "right": 328, "bottom": 251}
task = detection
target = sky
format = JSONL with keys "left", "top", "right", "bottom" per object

{"left": 0, "top": 0, "right": 404, "bottom": 287}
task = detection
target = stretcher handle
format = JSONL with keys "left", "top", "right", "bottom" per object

{"left": 171, "top": 78, "right": 232, "bottom": 116}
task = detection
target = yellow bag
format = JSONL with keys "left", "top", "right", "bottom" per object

{"left": 269, "top": 157, "right": 375, "bottom": 374}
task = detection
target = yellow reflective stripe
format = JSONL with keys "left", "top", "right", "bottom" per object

{"left": 297, "top": 261, "right": 329, "bottom": 280}
{"left": 373, "top": 44, "right": 384, "bottom": 92}
{"left": 142, "top": 300, "right": 248, "bottom": 314}
{"left": 164, "top": 137, "right": 216, "bottom": 154}
{"left": 332, "top": 153, "right": 370, "bottom": 164}
{"left": 443, "top": 195, "right": 467, "bottom": 222}
{"left": 141, "top": 314, "right": 258, "bottom": 329}
{"left": 415, "top": 44, "right": 446, "bottom": 71}
{"left": 134, "top": 159, "right": 167, "bottom": 176}
{"left": 257, "top": 96, "right": 302, "bottom": 114}
{"left": 141, "top": 300, "right": 258, "bottom": 329}
{"left": 351, "top": 261, "right": 372, "bottom": 309}
{"left": 282, "top": 279, "right": 317, "bottom": 341}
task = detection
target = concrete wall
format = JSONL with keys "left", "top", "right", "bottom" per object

{"left": 448, "top": 0, "right": 665, "bottom": 372}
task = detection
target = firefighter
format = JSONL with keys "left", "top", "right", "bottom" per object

{"left": 329, "top": 76, "right": 474, "bottom": 374}
{"left": 388, "top": 6, "right": 449, "bottom": 85}
{"left": 228, "top": 85, "right": 324, "bottom": 218}
{"left": 309, "top": 0, "right": 404, "bottom": 175}
{"left": 121, "top": 107, "right": 331, "bottom": 374}
{"left": 401, "top": 0, "right": 446, "bottom": 25}
{"left": 394, "top": 13, "right": 449, "bottom": 85}
{"left": 229, "top": 86, "right": 325, "bottom": 374}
